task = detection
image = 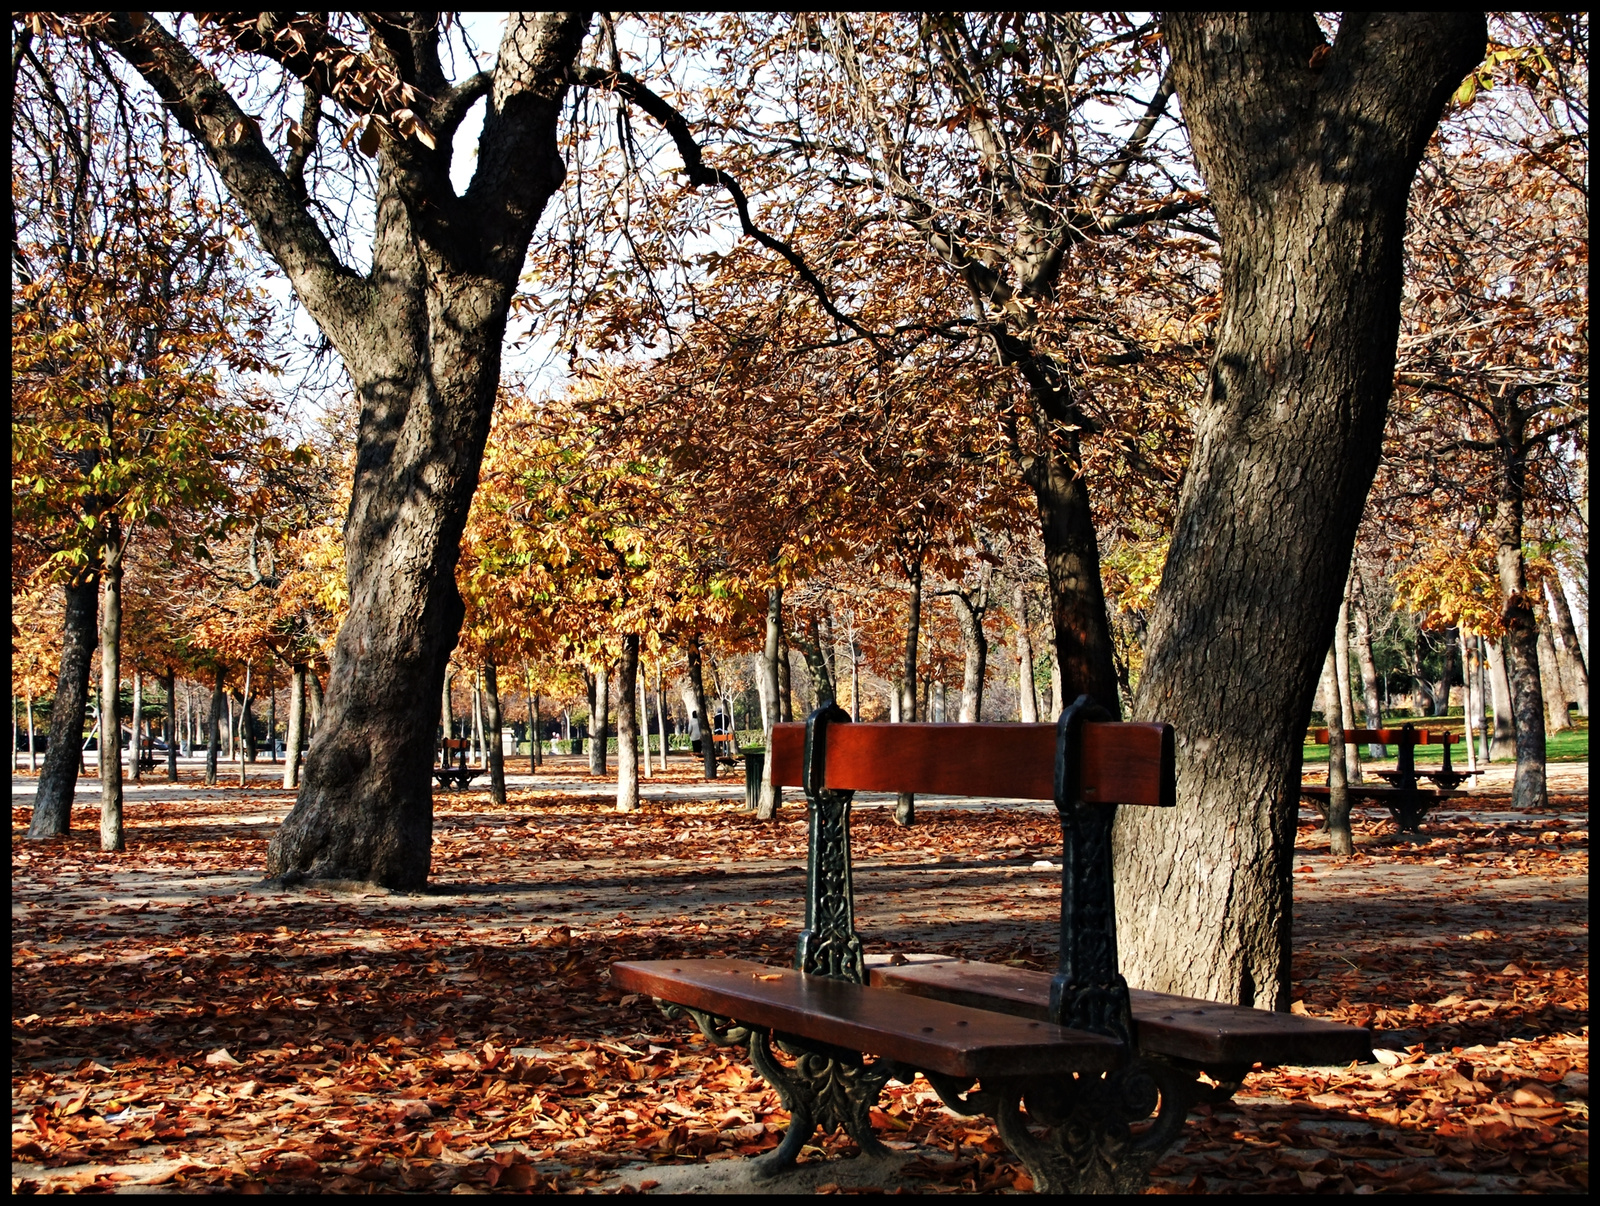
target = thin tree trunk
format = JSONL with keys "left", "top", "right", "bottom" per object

{"left": 1334, "top": 592, "right": 1361, "bottom": 783}
{"left": 31, "top": 575, "right": 99, "bottom": 838}
{"left": 686, "top": 634, "right": 717, "bottom": 780}
{"left": 655, "top": 661, "right": 668, "bottom": 765}
{"left": 896, "top": 566, "right": 923, "bottom": 827}
{"left": 306, "top": 670, "right": 323, "bottom": 734}
{"left": 441, "top": 666, "right": 454, "bottom": 745}
{"left": 1458, "top": 628, "right": 1479, "bottom": 773}
{"left": 1536, "top": 609, "right": 1570, "bottom": 733}
{"left": 284, "top": 664, "right": 307, "bottom": 790}
{"left": 266, "top": 664, "right": 277, "bottom": 762}
{"left": 239, "top": 663, "right": 255, "bottom": 788}
{"left": 472, "top": 672, "right": 485, "bottom": 767}
{"left": 1050, "top": 642, "right": 1063, "bottom": 719}
{"left": 27, "top": 691, "right": 37, "bottom": 773}
{"left": 951, "top": 590, "right": 989, "bottom": 722}
{"left": 100, "top": 530, "right": 125, "bottom": 853}
{"left": 1117, "top": 12, "right": 1484, "bottom": 1006}
{"left": 483, "top": 660, "right": 506, "bottom": 807}
{"left": 1014, "top": 583, "right": 1038, "bottom": 723}
{"left": 205, "top": 666, "right": 223, "bottom": 787}
{"left": 1484, "top": 639, "right": 1516, "bottom": 759}
{"left": 615, "top": 635, "right": 640, "bottom": 812}
{"left": 639, "top": 660, "right": 652, "bottom": 778}
{"left": 1321, "top": 646, "right": 1353, "bottom": 857}
{"left": 756, "top": 586, "right": 783, "bottom": 820}
{"left": 589, "top": 663, "right": 610, "bottom": 775}
{"left": 1544, "top": 574, "right": 1588, "bottom": 715}
{"left": 130, "top": 670, "right": 143, "bottom": 785}
{"left": 777, "top": 622, "right": 793, "bottom": 723}
{"left": 850, "top": 639, "right": 861, "bottom": 723}
{"left": 224, "top": 685, "right": 235, "bottom": 763}
{"left": 1349, "top": 580, "right": 1387, "bottom": 757}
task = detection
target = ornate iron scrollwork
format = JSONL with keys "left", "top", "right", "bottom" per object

{"left": 655, "top": 1000, "right": 749, "bottom": 1047}
{"left": 794, "top": 703, "right": 866, "bottom": 984}
{"left": 748, "top": 1030, "right": 893, "bottom": 1175}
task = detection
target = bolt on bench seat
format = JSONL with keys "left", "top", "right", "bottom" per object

{"left": 614, "top": 699, "right": 1371, "bottom": 1193}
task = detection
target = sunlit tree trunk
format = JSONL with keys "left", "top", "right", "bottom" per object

{"left": 27, "top": 691, "right": 37, "bottom": 773}
{"left": 615, "top": 634, "right": 640, "bottom": 813}
{"left": 655, "top": 660, "right": 669, "bottom": 765}
{"left": 99, "top": 525, "right": 125, "bottom": 853}
{"left": 950, "top": 590, "right": 989, "bottom": 723}
{"left": 1458, "top": 629, "right": 1480, "bottom": 772}
{"left": 1536, "top": 611, "right": 1570, "bottom": 733}
{"left": 589, "top": 663, "right": 610, "bottom": 775}
{"left": 1014, "top": 583, "right": 1038, "bottom": 723}
{"left": 1334, "top": 591, "right": 1362, "bottom": 783}
{"left": 1118, "top": 11, "right": 1485, "bottom": 1006}
{"left": 1483, "top": 639, "right": 1516, "bottom": 760}
{"left": 638, "top": 662, "right": 652, "bottom": 778}
{"left": 1321, "top": 646, "right": 1353, "bottom": 856}
{"left": 756, "top": 586, "right": 783, "bottom": 820}
{"left": 484, "top": 660, "right": 506, "bottom": 806}
{"left": 129, "top": 670, "right": 143, "bottom": 785}
{"left": 1544, "top": 575, "right": 1588, "bottom": 716}
{"left": 284, "top": 664, "right": 307, "bottom": 790}
{"left": 1350, "top": 581, "right": 1387, "bottom": 757}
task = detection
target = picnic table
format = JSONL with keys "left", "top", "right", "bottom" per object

{"left": 614, "top": 700, "right": 1371, "bottom": 1193}
{"left": 1302, "top": 724, "right": 1476, "bottom": 830}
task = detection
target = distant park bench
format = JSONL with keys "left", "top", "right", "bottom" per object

{"left": 710, "top": 731, "right": 738, "bottom": 768}
{"left": 614, "top": 701, "right": 1371, "bottom": 1192}
{"left": 1302, "top": 725, "right": 1476, "bottom": 831}
{"left": 434, "top": 738, "right": 482, "bottom": 790}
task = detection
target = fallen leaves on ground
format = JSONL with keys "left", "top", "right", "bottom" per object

{"left": 10, "top": 763, "right": 1587, "bottom": 1193}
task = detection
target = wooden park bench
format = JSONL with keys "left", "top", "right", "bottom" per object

{"left": 1301, "top": 725, "right": 1475, "bottom": 831}
{"left": 614, "top": 700, "right": 1372, "bottom": 1193}
{"left": 434, "top": 738, "right": 482, "bottom": 791}
{"left": 710, "top": 731, "right": 739, "bottom": 769}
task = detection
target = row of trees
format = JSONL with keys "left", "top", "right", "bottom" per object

{"left": 14, "top": 13, "right": 1585, "bottom": 1008}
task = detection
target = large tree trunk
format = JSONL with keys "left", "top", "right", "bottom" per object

{"left": 1025, "top": 440, "right": 1122, "bottom": 717}
{"left": 1014, "top": 583, "right": 1039, "bottom": 723}
{"left": 283, "top": 664, "right": 307, "bottom": 790}
{"left": 99, "top": 530, "right": 125, "bottom": 853}
{"left": 686, "top": 634, "right": 717, "bottom": 780}
{"left": 588, "top": 663, "right": 610, "bottom": 775}
{"left": 615, "top": 635, "right": 640, "bottom": 812}
{"left": 1491, "top": 397, "right": 1546, "bottom": 809}
{"left": 1116, "top": 12, "right": 1484, "bottom": 1007}
{"left": 950, "top": 589, "right": 989, "bottom": 723}
{"left": 1321, "top": 646, "right": 1354, "bottom": 857}
{"left": 31, "top": 574, "right": 99, "bottom": 839}
{"left": 484, "top": 660, "right": 506, "bottom": 806}
{"left": 1484, "top": 639, "right": 1517, "bottom": 759}
{"left": 1544, "top": 575, "right": 1588, "bottom": 715}
{"left": 1349, "top": 580, "right": 1387, "bottom": 757}
{"left": 755, "top": 586, "right": 783, "bottom": 820}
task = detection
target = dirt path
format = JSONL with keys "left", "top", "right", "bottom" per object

{"left": 11, "top": 757, "right": 1587, "bottom": 1193}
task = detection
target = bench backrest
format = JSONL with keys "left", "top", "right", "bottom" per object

{"left": 442, "top": 738, "right": 471, "bottom": 751}
{"left": 770, "top": 720, "right": 1174, "bottom": 806}
{"left": 1310, "top": 727, "right": 1457, "bottom": 746}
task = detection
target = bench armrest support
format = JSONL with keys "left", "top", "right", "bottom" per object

{"left": 795, "top": 702, "right": 866, "bottom": 984}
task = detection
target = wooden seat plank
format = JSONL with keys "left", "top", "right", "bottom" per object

{"left": 768, "top": 721, "right": 1175, "bottom": 807}
{"left": 611, "top": 958, "right": 1123, "bottom": 1079}
{"left": 866, "top": 959, "right": 1373, "bottom": 1069}
{"left": 1299, "top": 785, "right": 1465, "bottom": 800}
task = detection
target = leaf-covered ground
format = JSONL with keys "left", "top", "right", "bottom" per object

{"left": 11, "top": 759, "right": 1587, "bottom": 1193}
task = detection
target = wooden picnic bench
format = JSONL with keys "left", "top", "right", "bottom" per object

{"left": 614, "top": 699, "right": 1372, "bottom": 1193}
{"left": 434, "top": 738, "right": 482, "bottom": 791}
{"left": 1302, "top": 725, "right": 1475, "bottom": 831}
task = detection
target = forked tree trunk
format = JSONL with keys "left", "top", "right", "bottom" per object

{"left": 1116, "top": 12, "right": 1484, "bottom": 1007}
{"left": 755, "top": 586, "right": 783, "bottom": 820}
{"left": 99, "top": 530, "right": 125, "bottom": 854}
{"left": 31, "top": 573, "right": 98, "bottom": 839}
{"left": 686, "top": 634, "right": 717, "bottom": 780}
{"left": 483, "top": 661, "right": 506, "bottom": 806}
{"left": 615, "top": 635, "right": 640, "bottom": 813}
{"left": 283, "top": 664, "right": 307, "bottom": 790}
{"left": 796, "top": 613, "right": 835, "bottom": 705}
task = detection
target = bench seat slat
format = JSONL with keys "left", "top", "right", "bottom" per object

{"left": 1299, "top": 784, "right": 1466, "bottom": 800}
{"left": 769, "top": 721, "right": 1175, "bottom": 807}
{"left": 612, "top": 959, "right": 1123, "bottom": 1079}
{"left": 867, "top": 959, "right": 1373, "bottom": 1069}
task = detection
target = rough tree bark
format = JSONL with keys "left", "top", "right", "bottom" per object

{"left": 686, "top": 633, "right": 717, "bottom": 780}
{"left": 588, "top": 663, "right": 610, "bottom": 776}
{"left": 283, "top": 664, "right": 307, "bottom": 790}
{"left": 615, "top": 635, "right": 640, "bottom": 813}
{"left": 93, "top": 12, "right": 595, "bottom": 887}
{"left": 1116, "top": 12, "right": 1485, "bottom": 1007}
{"left": 755, "top": 586, "right": 783, "bottom": 820}
{"left": 483, "top": 660, "right": 506, "bottom": 806}
{"left": 1491, "top": 389, "right": 1547, "bottom": 809}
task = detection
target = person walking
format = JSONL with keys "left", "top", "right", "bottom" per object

{"left": 688, "top": 709, "right": 703, "bottom": 756}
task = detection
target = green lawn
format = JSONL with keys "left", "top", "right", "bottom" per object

{"left": 1303, "top": 716, "right": 1587, "bottom": 766}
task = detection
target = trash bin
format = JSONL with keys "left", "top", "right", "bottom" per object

{"left": 569, "top": 735, "right": 583, "bottom": 756}
{"left": 742, "top": 747, "right": 765, "bottom": 811}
